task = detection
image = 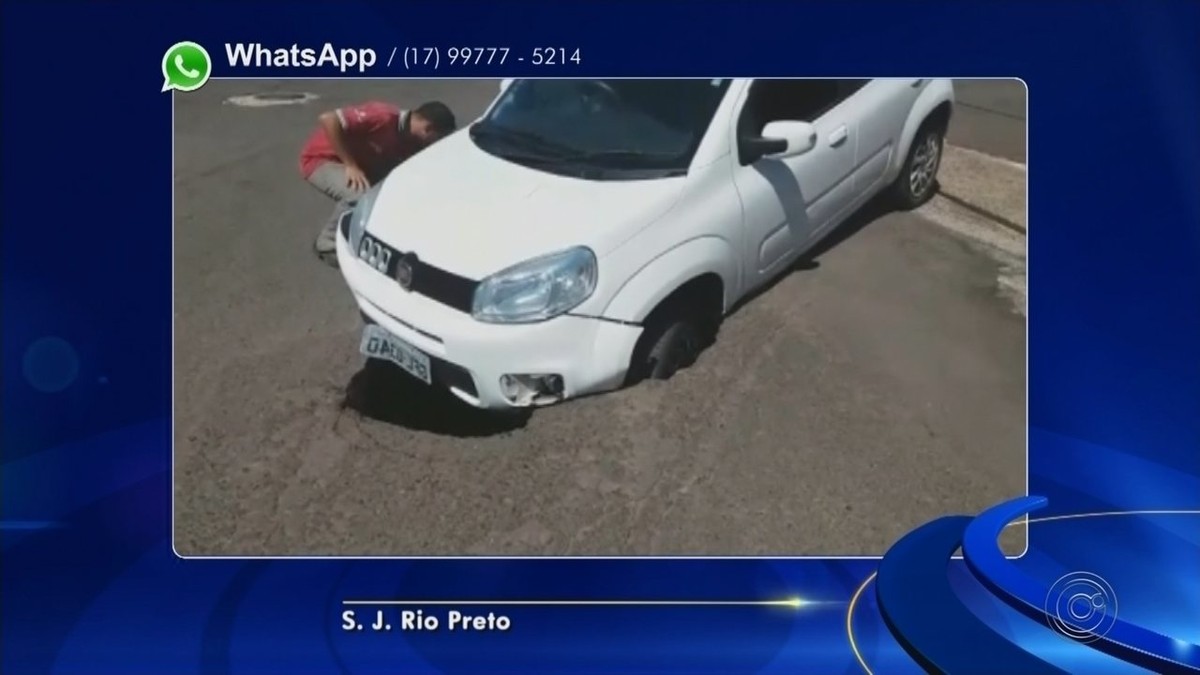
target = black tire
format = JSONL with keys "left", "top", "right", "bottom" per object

{"left": 627, "top": 312, "right": 711, "bottom": 385}
{"left": 890, "top": 124, "right": 944, "bottom": 210}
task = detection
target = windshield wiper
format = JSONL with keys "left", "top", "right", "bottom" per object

{"left": 550, "top": 150, "right": 689, "bottom": 177}
{"left": 471, "top": 124, "right": 687, "bottom": 176}
{"left": 469, "top": 123, "right": 578, "bottom": 157}
{"left": 557, "top": 149, "right": 683, "bottom": 163}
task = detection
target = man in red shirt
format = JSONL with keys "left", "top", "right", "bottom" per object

{"left": 300, "top": 100, "right": 457, "bottom": 266}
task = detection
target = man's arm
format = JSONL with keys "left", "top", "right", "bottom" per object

{"left": 318, "top": 111, "right": 360, "bottom": 169}
{"left": 318, "top": 110, "right": 369, "bottom": 191}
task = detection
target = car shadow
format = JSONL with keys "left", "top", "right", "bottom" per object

{"left": 341, "top": 361, "right": 530, "bottom": 437}
{"left": 754, "top": 160, "right": 812, "bottom": 245}
{"left": 727, "top": 190, "right": 903, "bottom": 318}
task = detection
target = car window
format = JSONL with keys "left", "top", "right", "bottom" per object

{"left": 739, "top": 79, "right": 869, "bottom": 136}
{"left": 472, "top": 79, "right": 732, "bottom": 178}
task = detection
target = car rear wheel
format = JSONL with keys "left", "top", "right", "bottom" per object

{"left": 891, "top": 125, "right": 944, "bottom": 209}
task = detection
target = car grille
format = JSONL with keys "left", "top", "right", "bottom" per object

{"left": 349, "top": 226, "right": 478, "bottom": 314}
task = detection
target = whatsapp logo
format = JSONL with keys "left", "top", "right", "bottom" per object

{"left": 162, "top": 41, "right": 212, "bottom": 92}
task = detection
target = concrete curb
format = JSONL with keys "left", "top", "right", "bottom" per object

{"left": 938, "top": 145, "right": 1027, "bottom": 234}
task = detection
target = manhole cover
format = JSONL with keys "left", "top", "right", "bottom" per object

{"left": 225, "top": 92, "right": 320, "bottom": 107}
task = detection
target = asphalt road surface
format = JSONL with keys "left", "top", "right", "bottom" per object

{"left": 173, "top": 79, "right": 1026, "bottom": 556}
{"left": 946, "top": 79, "right": 1027, "bottom": 162}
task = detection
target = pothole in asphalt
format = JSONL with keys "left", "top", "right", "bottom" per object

{"left": 225, "top": 92, "right": 320, "bottom": 107}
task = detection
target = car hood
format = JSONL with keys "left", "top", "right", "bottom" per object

{"left": 364, "top": 131, "right": 686, "bottom": 279}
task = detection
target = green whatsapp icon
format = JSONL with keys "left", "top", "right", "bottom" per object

{"left": 162, "top": 41, "right": 212, "bottom": 92}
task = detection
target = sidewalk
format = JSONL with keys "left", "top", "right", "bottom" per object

{"left": 939, "top": 144, "right": 1027, "bottom": 233}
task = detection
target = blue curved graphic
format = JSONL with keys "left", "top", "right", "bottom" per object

{"left": 962, "top": 496, "right": 1200, "bottom": 674}
{"left": 875, "top": 515, "right": 1065, "bottom": 674}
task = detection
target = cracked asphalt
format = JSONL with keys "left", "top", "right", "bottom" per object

{"left": 173, "top": 79, "right": 1026, "bottom": 556}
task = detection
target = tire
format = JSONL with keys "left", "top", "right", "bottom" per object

{"left": 891, "top": 124, "right": 944, "bottom": 209}
{"left": 629, "top": 313, "right": 709, "bottom": 384}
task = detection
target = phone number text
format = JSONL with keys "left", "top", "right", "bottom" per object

{"left": 391, "top": 47, "right": 581, "bottom": 70}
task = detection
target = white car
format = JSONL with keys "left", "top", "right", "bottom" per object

{"left": 336, "top": 78, "right": 954, "bottom": 409}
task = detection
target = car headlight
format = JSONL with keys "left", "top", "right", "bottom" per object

{"left": 472, "top": 247, "right": 598, "bottom": 323}
{"left": 341, "top": 184, "right": 382, "bottom": 252}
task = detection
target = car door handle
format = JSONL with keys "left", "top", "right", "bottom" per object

{"left": 829, "top": 125, "right": 849, "bottom": 147}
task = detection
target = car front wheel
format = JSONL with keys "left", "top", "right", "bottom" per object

{"left": 642, "top": 320, "right": 704, "bottom": 380}
{"left": 626, "top": 309, "right": 712, "bottom": 385}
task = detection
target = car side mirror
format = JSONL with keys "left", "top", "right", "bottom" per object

{"left": 500, "top": 79, "right": 514, "bottom": 93}
{"left": 759, "top": 120, "right": 818, "bottom": 159}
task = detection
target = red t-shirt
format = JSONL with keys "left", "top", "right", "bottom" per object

{"left": 298, "top": 102, "right": 421, "bottom": 182}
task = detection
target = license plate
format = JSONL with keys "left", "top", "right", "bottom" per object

{"left": 359, "top": 324, "right": 432, "bottom": 385}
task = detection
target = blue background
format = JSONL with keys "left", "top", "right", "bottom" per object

{"left": 3, "top": 1, "right": 1198, "bottom": 673}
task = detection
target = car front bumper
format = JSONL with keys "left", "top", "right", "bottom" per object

{"left": 336, "top": 233, "right": 643, "bottom": 409}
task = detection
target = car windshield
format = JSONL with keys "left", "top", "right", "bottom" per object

{"left": 470, "top": 79, "right": 731, "bottom": 178}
